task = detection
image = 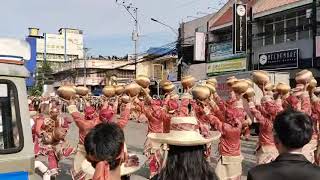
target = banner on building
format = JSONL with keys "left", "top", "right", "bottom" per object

{"left": 207, "top": 58, "right": 247, "bottom": 75}
{"left": 233, "top": 3, "right": 247, "bottom": 54}
{"left": 194, "top": 32, "right": 206, "bottom": 61}
{"left": 258, "top": 49, "right": 299, "bottom": 70}
{"left": 209, "top": 42, "right": 233, "bottom": 61}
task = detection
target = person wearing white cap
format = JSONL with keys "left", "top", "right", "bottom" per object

{"left": 148, "top": 116, "right": 221, "bottom": 180}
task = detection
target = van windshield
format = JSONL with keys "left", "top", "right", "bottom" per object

{"left": 0, "top": 81, "right": 23, "bottom": 153}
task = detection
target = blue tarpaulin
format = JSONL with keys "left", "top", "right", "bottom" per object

{"left": 0, "top": 171, "right": 28, "bottom": 180}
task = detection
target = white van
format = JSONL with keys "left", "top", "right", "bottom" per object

{"left": 0, "top": 38, "right": 36, "bottom": 179}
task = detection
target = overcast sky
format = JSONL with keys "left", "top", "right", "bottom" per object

{"left": 1, "top": 0, "right": 226, "bottom": 56}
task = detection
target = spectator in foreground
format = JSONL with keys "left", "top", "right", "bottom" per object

{"left": 248, "top": 109, "right": 320, "bottom": 180}
{"left": 148, "top": 116, "right": 220, "bottom": 180}
{"left": 84, "top": 123, "right": 126, "bottom": 180}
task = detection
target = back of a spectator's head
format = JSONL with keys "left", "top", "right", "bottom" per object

{"left": 84, "top": 123, "right": 125, "bottom": 170}
{"left": 274, "top": 108, "right": 313, "bottom": 150}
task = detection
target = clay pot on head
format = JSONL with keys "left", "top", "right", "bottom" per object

{"left": 276, "top": 83, "right": 290, "bottom": 95}
{"left": 231, "top": 80, "right": 249, "bottom": 94}
{"left": 244, "top": 79, "right": 254, "bottom": 87}
{"left": 125, "top": 83, "right": 142, "bottom": 97}
{"left": 307, "top": 78, "right": 317, "bottom": 91}
{"left": 314, "top": 87, "right": 320, "bottom": 95}
{"left": 192, "top": 85, "right": 211, "bottom": 101}
{"left": 162, "top": 83, "right": 176, "bottom": 93}
{"left": 102, "top": 86, "right": 116, "bottom": 97}
{"left": 135, "top": 75, "right": 150, "bottom": 88}
{"left": 226, "top": 76, "right": 238, "bottom": 87}
{"left": 114, "top": 85, "right": 125, "bottom": 95}
{"left": 205, "top": 83, "right": 216, "bottom": 94}
{"left": 206, "top": 78, "right": 217, "bottom": 87}
{"left": 252, "top": 71, "right": 270, "bottom": 85}
{"left": 295, "top": 69, "right": 313, "bottom": 84}
{"left": 263, "top": 82, "right": 274, "bottom": 91}
{"left": 243, "top": 87, "right": 255, "bottom": 100}
{"left": 160, "top": 80, "right": 171, "bottom": 88}
{"left": 57, "top": 85, "right": 76, "bottom": 100}
{"left": 75, "top": 86, "right": 89, "bottom": 96}
{"left": 181, "top": 75, "right": 196, "bottom": 89}
{"left": 121, "top": 95, "right": 130, "bottom": 103}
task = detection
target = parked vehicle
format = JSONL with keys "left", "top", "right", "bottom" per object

{"left": 0, "top": 38, "right": 36, "bottom": 179}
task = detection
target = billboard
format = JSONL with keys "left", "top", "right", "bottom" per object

{"left": 258, "top": 49, "right": 299, "bottom": 70}
{"left": 233, "top": 3, "right": 247, "bottom": 54}
{"left": 194, "top": 32, "right": 206, "bottom": 61}
{"left": 25, "top": 37, "right": 37, "bottom": 87}
{"left": 207, "top": 58, "right": 246, "bottom": 75}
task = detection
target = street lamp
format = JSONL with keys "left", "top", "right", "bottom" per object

{"left": 150, "top": 18, "right": 179, "bottom": 36}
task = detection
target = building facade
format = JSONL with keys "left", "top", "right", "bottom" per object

{"left": 206, "top": 0, "right": 255, "bottom": 78}
{"left": 251, "top": 0, "right": 319, "bottom": 85}
{"left": 52, "top": 59, "right": 135, "bottom": 95}
{"left": 27, "top": 27, "right": 84, "bottom": 68}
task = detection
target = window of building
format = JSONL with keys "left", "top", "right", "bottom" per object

{"left": 275, "top": 21, "right": 284, "bottom": 44}
{"left": 0, "top": 81, "right": 23, "bottom": 154}
{"left": 263, "top": 10, "right": 311, "bottom": 46}
{"left": 286, "top": 18, "right": 297, "bottom": 41}
{"left": 298, "top": 15, "right": 310, "bottom": 40}
{"left": 265, "top": 23, "right": 274, "bottom": 45}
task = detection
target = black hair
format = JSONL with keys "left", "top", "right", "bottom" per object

{"left": 274, "top": 108, "right": 313, "bottom": 149}
{"left": 156, "top": 145, "right": 217, "bottom": 180}
{"left": 84, "top": 122, "right": 125, "bottom": 170}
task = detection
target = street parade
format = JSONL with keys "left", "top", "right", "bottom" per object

{"left": 1, "top": 0, "right": 320, "bottom": 180}
{"left": 25, "top": 69, "right": 320, "bottom": 180}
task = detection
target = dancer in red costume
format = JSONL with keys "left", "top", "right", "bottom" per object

{"left": 248, "top": 95, "right": 281, "bottom": 164}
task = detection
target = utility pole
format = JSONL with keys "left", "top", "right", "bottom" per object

{"left": 116, "top": 0, "right": 139, "bottom": 78}
{"left": 133, "top": 8, "right": 139, "bottom": 78}
{"left": 83, "top": 47, "right": 90, "bottom": 87}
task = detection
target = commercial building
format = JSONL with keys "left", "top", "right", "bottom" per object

{"left": 52, "top": 58, "right": 135, "bottom": 95}
{"left": 206, "top": 0, "right": 256, "bottom": 78}
{"left": 136, "top": 47, "right": 178, "bottom": 95}
{"left": 28, "top": 27, "right": 84, "bottom": 65}
{"left": 179, "top": 13, "right": 216, "bottom": 80}
{"left": 250, "top": 0, "right": 319, "bottom": 85}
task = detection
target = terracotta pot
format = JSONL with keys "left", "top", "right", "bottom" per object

{"left": 226, "top": 76, "right": 238, "bottom": 87}
{"left": 244, "top": 87, "right": 255, "bottom": 99}
{"left": 160, "top": 80, "right": 171, "bottom": 87}
{"left": 231, "top": 80, "right": 249, "bottom": 94}
{"left": 295, "top": 69, "right": 313, "bottom": 84}
{"left": 181, "top": 75, "right": 196, "bottom": 89}
{"left": 102, "top": 86, "right": 115, "bottom": 97}
{"left": 262, "top": 82, "right": 274, "bottom": 92}
{"left": 125, "top": 83, "right": 141, "bottom": 97}
{"left": 252, "top": 71, "right": 269, "bottom": 85}
{"left": 206, "top": 78, "right": 217, "bottom": 87}
{"left": 276, "top": 83, "right": 290, "bottom": 95}
{"left": 75, "top": 86, "right": 89, "bottom": 96}
{"left": 314, "top": 87, "right": 320, "bottom": 95}
{"left": 135, "top": 75, "right": 150, "bottom": 88}
{"left": 121, "top": 95, "right": 130, "bottom": 103}
{"left": 308, "top": 78, "right": 317, "bottom": 91}
{"left": 114, "top": 85, "right": 125, "bottom": 95}
{"left": 57, "top": 85, "right": 76, "bottom": 100}
{"left": 244, "top": 79, "right": 254, "bottom": 87}
{"left": 192, "top": 85, "right": 211, "bottom": 101}
{"left": 205, "top": 83, "right": 216, "bottom": 93}
{"left": 162, "top": 83, "right": 175, "bottom": 93}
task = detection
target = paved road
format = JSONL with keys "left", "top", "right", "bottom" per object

{"left": 35, "top": 120, "right": 257, "bottom": 180}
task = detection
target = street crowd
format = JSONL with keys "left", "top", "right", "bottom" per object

{"left": 28, "top": 70, "right": 320, "bottom": 180}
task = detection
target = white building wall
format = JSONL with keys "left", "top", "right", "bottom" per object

{"left": 36, "top": 28, "right": 84, "bottom": 62}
